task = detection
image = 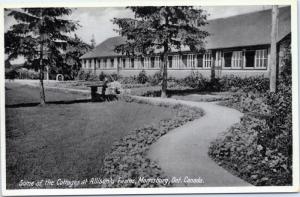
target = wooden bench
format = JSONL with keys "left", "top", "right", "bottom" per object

{"left": 86, "top": 82, "right": 106, "bottom": 101}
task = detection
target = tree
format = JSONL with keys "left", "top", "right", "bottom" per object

{"left": 5, "top": 8, "right": 78, "bottom": 105}
{"left": 113, "top": 6, "right": 209, "bottom": 97}
{"left": 90, "top": 34, "right": 96, "bottom": 48}
{"left": 49, "top": 34, "right": 91, "bottom": 80}
{"left": 270, "top": 5, "right": 279, "bottom": 92}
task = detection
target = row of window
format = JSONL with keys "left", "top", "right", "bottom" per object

{"left": 82, "top": 49, "right": 268, "bottom": 70}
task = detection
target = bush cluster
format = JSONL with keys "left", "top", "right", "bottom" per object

{"left": 77, "top": 70, "right": 270, "bottom": 97}
{"left": 101, "top": 96, "right": 204, "bottom": 187}
{"left": 76, "top": 70, "right": 98, "bottom": 81}
{"left": 137, "top": 70, "right": 148, "bottom": 84}
{"left": 5, "top": 68, "right": 40, "bottom": 80}
{"left": 218, "top": 75, "right": 269, "bottom": 93}
{"left": 179, "top": 71, "right": 209, "bottom": 90}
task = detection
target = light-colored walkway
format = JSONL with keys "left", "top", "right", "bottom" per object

{"left": 140, "top": 96, "right": 252, "bottom": 187}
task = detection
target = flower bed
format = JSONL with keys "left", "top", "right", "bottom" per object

{"left": 101, "top": 96, "right": 204, "bottom": 187}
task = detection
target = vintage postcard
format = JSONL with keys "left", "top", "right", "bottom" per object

{"left": 1, "top": 0, "right": 299, "bottom": 196}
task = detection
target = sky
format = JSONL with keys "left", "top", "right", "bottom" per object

{"left": 5, "top": 6, "right": 272, "bottom": 45}
{"left": 4, "top": 5, "right": 272, "bottom": 64}
{"left": 70, "top": 6, "right": 272, "bottom": 45}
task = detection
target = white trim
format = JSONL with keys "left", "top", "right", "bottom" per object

{"left": 173, "top": 55, "right": 180, "bottom": 69}
{"left": 231, "top": 51, "right": 243, "bottom": 68}
{"left": 144, "top": 57, "right": 151, "bottom": 69}
{"left": 154, "top": 56, "right": 160, "bottom": 68}
{"left": 187, "top": 54, "right": 195, "bottom": 68}
{"left": 255, "top": 49, "right": 268, "bottom": 68}
{"left": 203, "top": 52, "right": 212, "bottom": 68}
{"left": 215, "top": 51, "right": 223, "bottom": 67}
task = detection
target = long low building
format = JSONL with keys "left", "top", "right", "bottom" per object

{"left": 80, "top": 6, "right": 291, "bottom": 79}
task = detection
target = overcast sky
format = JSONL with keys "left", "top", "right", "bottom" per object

{"left": 5, "top": 6, "right": 272, "bottom": 46}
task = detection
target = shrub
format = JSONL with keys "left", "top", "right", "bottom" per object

{"left": 119, "top": 76, "right": 137, "bottom": 84}
{"left": 148, "top": 70, "right": 162, "bottom": 85}
{"left": 5, "top": 69, "right": 18, "bottom": 80}
{"left": 218, "top": 75, "right": 269, "bottom": 93}
{"left": 76, "top": 71, "right": 99, "bottom": 81}
{"left": 137, "top": 70, "right": 148, "bottom": 84}
{"left": 181, "top": 71, "right": 209, "bottom": 90}
{"left": 109, "top": 73, "right": 119, "bottom": 81}
{"left": 15, "top": 68, "right": 39, "bottom": 79}
{"left": 76, "top": 70, "right": 85, "bottom": 80}
{"left": 99, "top": 71, "right": 106, "bottom": 81}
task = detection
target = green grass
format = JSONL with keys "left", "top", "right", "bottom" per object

{"left": 5, "top": 82, "right": 89, "bottom": 105}
{"left": 5, "top": 82, "right": 176, "bottom": 189}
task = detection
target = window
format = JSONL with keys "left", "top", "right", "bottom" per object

{"left": 140, "top": 57, "right": 144, "bottom": 68}
{"left": 122, "top": 58, "right": 126, "bottom": 68}
{"left": 131, "top": 58, "right": 135, "bottom": 68}
{"left": 104, "top": 59, "right": 107, "bottom": 68}
{"left": 134, "top": 57, "right": 140, "bottom": 69}
{"left": 231, "top": 51, "right": 243, "bottom": 68}
{"left": 89, "top": 59, "right": 92, "bottom": 68}
{"left": 182, "top": 55, "right": 188, "bottom": 67}
{"left": 110, "top": 59, "right": 114, "bottom": 68}
{"left": 197, "top": 54, "right": 203, "bottom": 68}
{"left": 144, "top": 57, "right": 151, "bottom": 68}
{"left": 215, "top": 51, "right": 223, "bottom": 67}
{"left": 126, "top": 58, "right": 130, "bottom": 68}
{"left": 224, "top": 52, "right": 232, "bottom": 68}
{"left": 154, "top": 56, "right": 160, "bottom": 68}
{"left": 150, "top": 57, "right": 155, "bottom": 68}
{"left": 245, "top": 51, "right": 255, "bottom": 68}
{"left": 83, "top": 60, "right": 86, "bottom": 68}
{"left": 187, "top": 54, "right": 195, "bottom": 68}
{"left": 203, "top": 53, "right": 212, "bottom": 68}
{"left": 168, "top": 56, "right": 173, "bottom": 68}
{"left": 255, "top": 49, "right": 268, "bottom": 68}
{"left": 173, "top": 55, "right": 180, "bottom": 68}
{"left": 97, "top": 59, "right": 100, "bottom": 68}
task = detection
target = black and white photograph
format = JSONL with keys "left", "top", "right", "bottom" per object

{"left": 1, "top": 0, "right": 299, "bottom": 195}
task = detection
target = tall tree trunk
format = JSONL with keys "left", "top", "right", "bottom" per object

{"left": 161, "top": 10, "right": 169, "bottom": 98}
{"left": 39, "top": 41, "right": 46, "bottom": 105}
{"left": 161, "top": 53, "right": 168, "bottom": 98}
{"left": 270, "top": 5, "right": 278, "bottom": 93}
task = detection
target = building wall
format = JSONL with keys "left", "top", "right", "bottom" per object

{"left": 81, "top": 40, "right": 290, "bottom": 79}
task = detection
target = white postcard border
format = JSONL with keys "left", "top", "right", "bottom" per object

{"left": 0, "top": 0, "right": 299, "bottom": 195}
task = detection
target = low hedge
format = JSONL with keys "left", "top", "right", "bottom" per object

{"left": 218, "top": 75, "right": 269, "bottom": 93}
{"left": 101, "top": 96, "right": 204, "bottom": 187}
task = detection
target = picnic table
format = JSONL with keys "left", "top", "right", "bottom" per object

{"left": 86, "top": 82, "right": 106, "bottom": 101}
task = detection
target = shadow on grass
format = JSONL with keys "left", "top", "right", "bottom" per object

{"left": 167, "top": 88, "right": 203, "bottom": 96}
{"left": 6, "top": 94, "right": 118, "bottom": 108}
{"left": 142, "top": 88, "right": 205, "bottom": 97}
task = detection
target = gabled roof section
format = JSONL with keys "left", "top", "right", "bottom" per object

{"left": 80, "top": 6, "right": 291, "bottom": 59}
{"left": 204, "top": 6, "right": 291, "bottom": 49}
{"left": 80, "top": 36, "right": 126, "bottom": 59}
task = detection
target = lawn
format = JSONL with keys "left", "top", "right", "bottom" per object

{"left": 5, "top": 82, "right": 176, "bottom": 189}
{"left": 5, "top": 82, "right": 89, "bottom": 106}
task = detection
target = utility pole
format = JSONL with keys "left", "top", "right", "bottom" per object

{"left": 270, "top": 5, "right": 279, "bottom": 93}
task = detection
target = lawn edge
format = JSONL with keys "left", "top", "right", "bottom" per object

{"left": 100, "top": 95, "right": 204, "bottom": 188}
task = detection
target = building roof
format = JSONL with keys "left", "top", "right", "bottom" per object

{"left": 81, "top": 6, "right": 291, "bottom": 59}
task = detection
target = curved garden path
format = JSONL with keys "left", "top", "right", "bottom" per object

{"left": 140, "top": 96, "right": 252, "bottom": 187}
